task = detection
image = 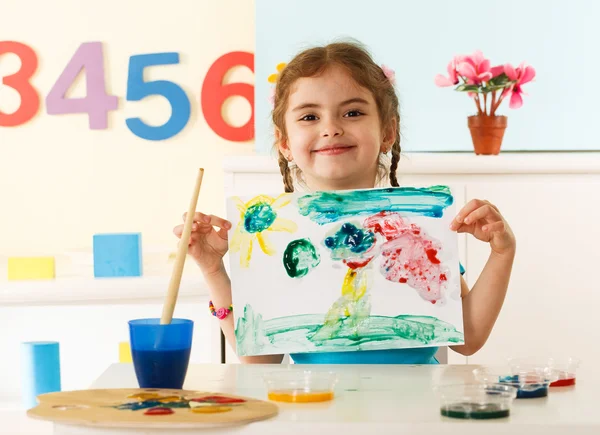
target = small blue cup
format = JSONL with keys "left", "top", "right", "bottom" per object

{"left": 128, "top": 318, "right": 193, "bottom": 389}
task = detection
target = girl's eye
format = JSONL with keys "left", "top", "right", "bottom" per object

{"left": 299, "top": 114, "right": 318, "bottom": 121}
{"left": 345, "top": 110, "right": 363, "bottom": 117}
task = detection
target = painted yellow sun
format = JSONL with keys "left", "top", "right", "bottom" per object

{"left": 230, "top": 194, "right": 298, "bottom": 267}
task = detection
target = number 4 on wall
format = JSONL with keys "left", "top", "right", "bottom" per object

{"left": 45, "top": 42, "right": 118, "bottom": 129}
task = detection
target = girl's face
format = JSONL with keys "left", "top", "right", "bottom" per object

{"left": 278, "top": 65, "right": 396, "bottom": 192}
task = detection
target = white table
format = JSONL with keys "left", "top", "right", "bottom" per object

{"left": 19, "top": 363, "right": 600, "bottom": 434}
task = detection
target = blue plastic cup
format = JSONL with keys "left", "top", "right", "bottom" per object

{"left": 128, "top": 318, "right": 193, "bottom": 389}
{"left": 21, "top": 341, "right": 61, "bottom": 409}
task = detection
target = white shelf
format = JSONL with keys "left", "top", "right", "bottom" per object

{"left": 0, "top": 275, "right": 208, "bottom": 306}
{"left": 223, "top": 152, "right": 600, "bottom": 175}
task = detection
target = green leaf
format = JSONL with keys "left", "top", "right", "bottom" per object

{"left": 455, "top": 84, "right": 480, "bottom": 93}
{"left": 488, "top": 73, "right": 513, "bottom": 87}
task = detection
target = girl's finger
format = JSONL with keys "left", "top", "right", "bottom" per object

{"left": 463, "top": 204, "right": 499, "bottom": 225}
{"left": 482, "top": 220, "right": 506, "bottom": 233}
{"left": 450, "top": 199, "right": 485, "bottom": 229}
{"left": 183, "top": 211, "right": 208, "bottom": 223}
{"left": 204, "top": 214, "right": 232, "bottom": 230}
{"left": 216, "top": 226, "right": 229, "bottom": 241}
{"left": 456, "top": 199, "right": 485, "bottom": 221}
{"left": 183, "top": 212, "right": 231, "bottom": 230}
{"left": 456, "top": 223, "right": 476, "bottom": 235}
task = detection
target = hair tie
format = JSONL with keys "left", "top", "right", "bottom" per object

{"left": 381, "top": 64, "right": 396, "bottom": 85}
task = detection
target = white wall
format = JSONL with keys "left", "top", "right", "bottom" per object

{"left": 255, "top": 0, "right": 600, "bottom": 153}
{"left": 1, "top": 0, "right": 252, "bottom": 402}
{"left": 1, "top": 0, "right": 254, "bottom": 263}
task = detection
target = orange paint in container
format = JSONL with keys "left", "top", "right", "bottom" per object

{"left": 267, "top": 390, "right": 334, "bottom": 403}
{"left": 264, "top": 370, "right": 338, "bottom": 403}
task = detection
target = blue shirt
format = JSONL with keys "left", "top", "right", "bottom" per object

{"left": 291, "top": 347, "right": 440, "bottom": 364}
{"left": 290, "top": 263, "right": 466, "bottom": 365}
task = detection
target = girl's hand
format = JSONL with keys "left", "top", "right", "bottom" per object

{"left": 449, "top": 199, "right": 516, "bottom": 256}
{"left": 173, "top": 212, "right": 232, "bottom": 275}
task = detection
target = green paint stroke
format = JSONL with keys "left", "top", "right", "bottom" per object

{"left": 235, "top": 304, "right": 464, "bottom": 356}
{"left": 244, "top": 202, "right": 276, "bottom": 233}
{"left": 283, "top": 239, "right": 321, "bottom": 278}
{"left": 298, "top": 186, "right": 454, "bottom": 225}
{"left": 323, "top": 223, "right": 375, "bottom": 260}
{"left": 313, "top": 293, "right": 372, "bottom": 342}
{"left": 235, "top": 305, "right": 272, "bottom": 356}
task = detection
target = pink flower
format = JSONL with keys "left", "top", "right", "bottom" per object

{"left": 434, "top": 59, "right": 459, "bottom": 87}
{"left": 503, "top": 63, "right": 536, "bottom": 109}
{"left": 490, "top": 65, "right": 504, "bottom": 77}
{"left": 456, "top": 50, "right": 493, "bottom": 85}
{"left": 381, "top": 64, "right": 396, "bottom": 84}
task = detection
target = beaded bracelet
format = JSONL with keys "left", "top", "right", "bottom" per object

{"left": 209, "top": 301, "right": 233, "bottom": 320}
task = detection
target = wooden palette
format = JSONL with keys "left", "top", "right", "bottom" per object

{"left": 27, "top": 388, "right": 279, "bottom": 429}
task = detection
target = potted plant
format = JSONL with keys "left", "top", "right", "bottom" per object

{"left": 435, "top": 51, "right": 535, "bottom": 155}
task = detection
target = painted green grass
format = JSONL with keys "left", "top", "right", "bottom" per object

{"left": 235, "top": 304, "right": 464, "bottom": 356}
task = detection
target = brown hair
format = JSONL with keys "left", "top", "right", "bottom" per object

{"left": 272, "top": 40, "right": 401, "bottom": 193}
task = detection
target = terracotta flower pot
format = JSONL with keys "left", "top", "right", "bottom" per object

{"left": 467, "top": 115, "right": 507, "bottom": 155}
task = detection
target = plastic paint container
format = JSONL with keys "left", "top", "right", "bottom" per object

{"left": 263, "top": 370, "right": 338, "bottom": 403}
{"left": 509, "top": 357, "right": 580, "bottom": 388}
{"left": 474, "top": 365, "right": 555, "bottom": 399}
{"left": 436, "top": 383, "right": 517, "bottom": 419}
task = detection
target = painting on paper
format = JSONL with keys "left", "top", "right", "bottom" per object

{"left": 226, "top": 186, "right": 465, "bottom": 356}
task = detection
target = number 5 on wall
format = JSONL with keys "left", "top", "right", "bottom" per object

{"left": 126, "top": 53, "right": 191, "bottom": 141}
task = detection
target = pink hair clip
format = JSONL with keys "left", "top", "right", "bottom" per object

{"left": 268, "top": 87, "right": 276, "bottom": 108}
{"left": 381, "top": 64, "right": 396, "bottom": 85}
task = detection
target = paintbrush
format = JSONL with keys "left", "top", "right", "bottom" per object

{"left": 161, "top": 168, "right": 204, "bottom": 324}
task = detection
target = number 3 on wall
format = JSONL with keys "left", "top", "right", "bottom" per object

{"left": 0, "top": 41, "right": 40, "bottom": 127}
{"left": 126, "top": 53, "right": 191, "bottom": 141}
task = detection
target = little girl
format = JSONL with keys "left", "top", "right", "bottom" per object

{"left": 174, "top": 41, "right": 516, "bottom": 364}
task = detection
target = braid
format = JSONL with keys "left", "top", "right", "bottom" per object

{"left": 277, "top": 152, "right": 295, "bottom": 192}
{"left": 389, "top": 132, "right": 401, "bottom": 187}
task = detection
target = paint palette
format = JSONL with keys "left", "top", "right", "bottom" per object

{"left": 263, "top": 370, "right": 338, "bottom": 403}
{"left": 473, "top": 366, "right": 556, "bottom": 399}
{"left": 508, "top": 357, "right": 581, "bottom": 388}
{"left": 435, "top": 383, "right": 517, "bottom": 419}
{"left": 27, "top": 388, "right": 278, "bottom": 429}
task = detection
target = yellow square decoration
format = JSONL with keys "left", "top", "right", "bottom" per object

{"left": 8, "top": 257, "right": 55, "bottom": 281}
{"left": 119, "top": 341, "right": 133, "bottom": 363}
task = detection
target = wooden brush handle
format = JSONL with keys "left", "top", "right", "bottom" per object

{"left": 161, "top": 168, "right": 204, "bottom": 324}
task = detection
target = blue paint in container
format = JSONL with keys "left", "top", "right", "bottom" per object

{"left": 131, "top": 348, "right": 191, "bottom": 389}
{"left": 128, "top": 318, "right": 193, "bottom": 389}
{"left": 499, "top": 375, "right": 549, "bottom": 398}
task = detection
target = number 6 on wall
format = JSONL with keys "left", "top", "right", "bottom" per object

{"left": 126, "top": 53, "right": 191, "bottom": 141}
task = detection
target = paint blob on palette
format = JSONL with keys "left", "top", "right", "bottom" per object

{"left": 27, "top": 389, "right": 278, "bottom": 428}
{"left": 226, "top": 186, "right": 465, "bottom": 357}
